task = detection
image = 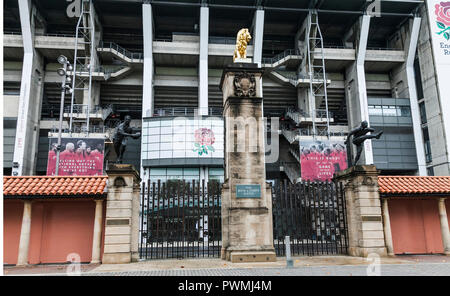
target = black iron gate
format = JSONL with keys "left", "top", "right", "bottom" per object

{"left": 139, "top": 179, "right": 348, "bottom": 259}
{"left": 139, "top": 180, "right": 222, "bottom": 259}
{"left": 272, "top": 180, "right": 349, "bottom": 256}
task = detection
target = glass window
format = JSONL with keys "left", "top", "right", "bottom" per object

{"left": 148, "top": 143, "right": 159, "bottom": 151}
{"left": 184, "top": 168, "right": 200, "bottom": 176}
{"left": 383, "top": 106, "right": 397, "bottom": 116}
{"left": 398, "top": 106, "right": 411, "bottom": 117}
{"left": 422, "top": 127, "right": 432, "bottom": 163}
{"left": 167, "top": 168, "right": 182, "bottom": 175}
{"left": 147, "top": 127, "right": 160, "bottom": 135}
{"left": 148, "top": 121, "right": 160, "bottom": 127}
{"left": 160, "top": 150, "right": 172, "bottom": 158}
{"left": 368, "top": 105, "right": 383, "bottom": 116}
{"left": 419, "top": 102, "right": 427, "bottom": 124}
{"left": 150, "top": 168, "right": 166, "bottom": 176}
{"left": 161, "top": 120, "right": 172, "bottom": 127}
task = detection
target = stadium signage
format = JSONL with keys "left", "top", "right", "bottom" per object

{"left": 236, "top": 184, "right": 261, "bottom": 198}
{"left": 427, "top": 0, "right": 450, "bottom": 153}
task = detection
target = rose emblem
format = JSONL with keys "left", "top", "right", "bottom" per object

{"left": 435, "top": 2, "right": 450, "bottom": 40}
{"left": 193, "top": 128, "right": 215, "bottom": 155}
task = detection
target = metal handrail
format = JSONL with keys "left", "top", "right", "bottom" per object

{"left": 51, "top": 125, "right": 108, "bottom": 134}
{"left": 152, "top": 107, "right": 223, "bottom": 117}
{"left": 367, "top": 46, "right": 403, "bottom": 51}
{"left": 262, "top": 48, "right": 301, "bottom": 66}
{"left": 286, "top": 107, "right": 334, "bottom": 123}
{"left": 208, "top": 37, "right": 236, "bottom": 45}
{"left": 36, "top": 33, "right": 77, "bottom": 38}
{"left": 98, "top": 41, "right": 143, "bottom": 60}
{"left": 70, "top": 64, "right": 128, "bottom": 75}
{"left": 64, "top": 104, "right": 103, "bottom": 114}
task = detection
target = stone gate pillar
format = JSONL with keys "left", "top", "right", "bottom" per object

{"left": 220, "top": 63, "right": 276, "bottom": 262}
{"left": 334, "top": 165, "right": 388, "bottom": 257}
{"left": 103, "top": 164, "right": 141, "bottom": 264}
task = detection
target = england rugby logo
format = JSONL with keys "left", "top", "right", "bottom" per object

{"left": 435, "top": 1, "right": 450, "bottom": 40}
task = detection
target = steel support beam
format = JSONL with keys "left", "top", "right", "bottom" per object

{"left": 405, "top": 17, "right": 426, "bottom": 175}
{"left": 198, "top": 6, "right": 209, "bottom": 116}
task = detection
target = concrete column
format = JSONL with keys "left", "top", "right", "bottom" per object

{"left": 220, "top": 65, "right": 276, "bottom": 263}
{"left": 381, "top": 198, "right": 395, "bottom": 256}
{"left": 141, "top": 3, "right": 154, "bottom": 178}
{"left": 90, "top": 199, "right": 104, "bottom": 263}
{"left": 438, "top": 198, "right": 450, "bottom": 255}
{"left": 142, "top": 3, "right": 154, "bottom": 118}
{"left": 334, "top": 165, "right": 387, "bottom": 257}
{"left": 198, "top": 6, "right": 209, "bottom": 116}
{"left": 345, "top": 15, "right": 373, "bottom": 165}
{"left": 17, "top": 200, "right": 32, "bottom": 266}
{"left": 103, "top": 164, "right": 141, "bottom": 264}
{"left": 405, "top": 17, "right": 427, "bottom": 176}
{"left": 252, "top": 10, "right": 264, "bottom": 67}
{"left": 13, "top": 0, "right": 45, "bottom": 176}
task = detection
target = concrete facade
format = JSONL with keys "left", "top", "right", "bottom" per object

{"left": 3, "top": 0, "right": 449, "bottom": 181}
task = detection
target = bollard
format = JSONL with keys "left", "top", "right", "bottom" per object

{"left": 285, "top": 236, "right": 294, "bottom": 268}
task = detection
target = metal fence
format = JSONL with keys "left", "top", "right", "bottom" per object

{"left": 272, "top": 180, "right": 349, "bottom": 256}
{"left": 139, "top": 180, "right": 222, "bottom": 260}
{"left": 138, "top": 179, "right": 348, "bottom": 260}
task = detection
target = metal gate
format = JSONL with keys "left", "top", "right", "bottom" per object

{"left": 272, "top": 180, "right": 348, "bottom": 256}
{"left": 139, "top": 180, "right": 222, "bottom": 259}
{"left": 139, "top": 179, "right": 348, "bottom": 259}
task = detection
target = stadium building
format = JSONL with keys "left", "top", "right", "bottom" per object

{"left": 3, "top": 0, "right": 450, "bottom": 183}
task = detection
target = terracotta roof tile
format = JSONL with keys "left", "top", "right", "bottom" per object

{"left": 378, "top": 176, "right": 450, "bottom": 195}
{"left": 3, "top": 176, "right": 108, "bottom": 198}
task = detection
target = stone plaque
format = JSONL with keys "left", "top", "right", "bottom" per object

{"left": 236, "top": 184, "right": 261, "bottom": 198}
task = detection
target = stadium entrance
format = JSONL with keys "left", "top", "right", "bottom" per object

{"left": 138, "top": 179, "right": 348, "bottom": 259}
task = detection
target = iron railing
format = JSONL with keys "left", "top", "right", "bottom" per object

{"left": 64, "top": 104, "right": 103, "bottom": 115}
{"left": 138, "top": 178, "right": 350, "bottom": 259}
{"left": 286, "top": 107, "right": 334, "bottom": 125}
{"left": 262, "top": 49, "right": 301, "bottom": 66}
{"left": 98, "top": 41, "right": 143, "bottom": 60}
{"left": 272, "top": 180, "right": 349, "bottom": 256}
{"left": 152, "top": 107, "right": 223, "bottom": 117}
{"left": 51, "top": 125, "right": 108, "bottom": 134}
{"left": 139, "top": 180, "right": 222, "bottom": 259}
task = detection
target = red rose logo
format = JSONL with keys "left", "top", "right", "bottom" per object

{"left": 193, "top": 128, "right": 215, "bottom": 155}
{"left": 435, "top": 2, "right": 450, "bottom": 40}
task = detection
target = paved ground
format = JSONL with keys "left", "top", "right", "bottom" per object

{"left": 4, "top": 255, "right": 449, "bottom": 276}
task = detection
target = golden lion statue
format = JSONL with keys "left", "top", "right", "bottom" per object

{"left": 233, "top": 28, "right": 252, "bottom": 62}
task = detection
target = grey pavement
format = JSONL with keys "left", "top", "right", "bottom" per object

{"left": 4, "top": 255, "right": 450, "bottom": 276}
{"left": 83, "top": 263, "right": 450, "bottom": 276}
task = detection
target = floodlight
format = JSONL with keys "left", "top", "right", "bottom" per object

{"left": 57, "top": 55, "right": 68, "bottom": 64}
{"left": 57, "top": 68, "right": 66, "bottom": 76}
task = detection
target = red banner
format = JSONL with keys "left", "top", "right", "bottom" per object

{"left": 300, "top": 141, "right": 347, "bottom": 182}
{"left": 47, "top": 138, "right": 105, "bottom": 176}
